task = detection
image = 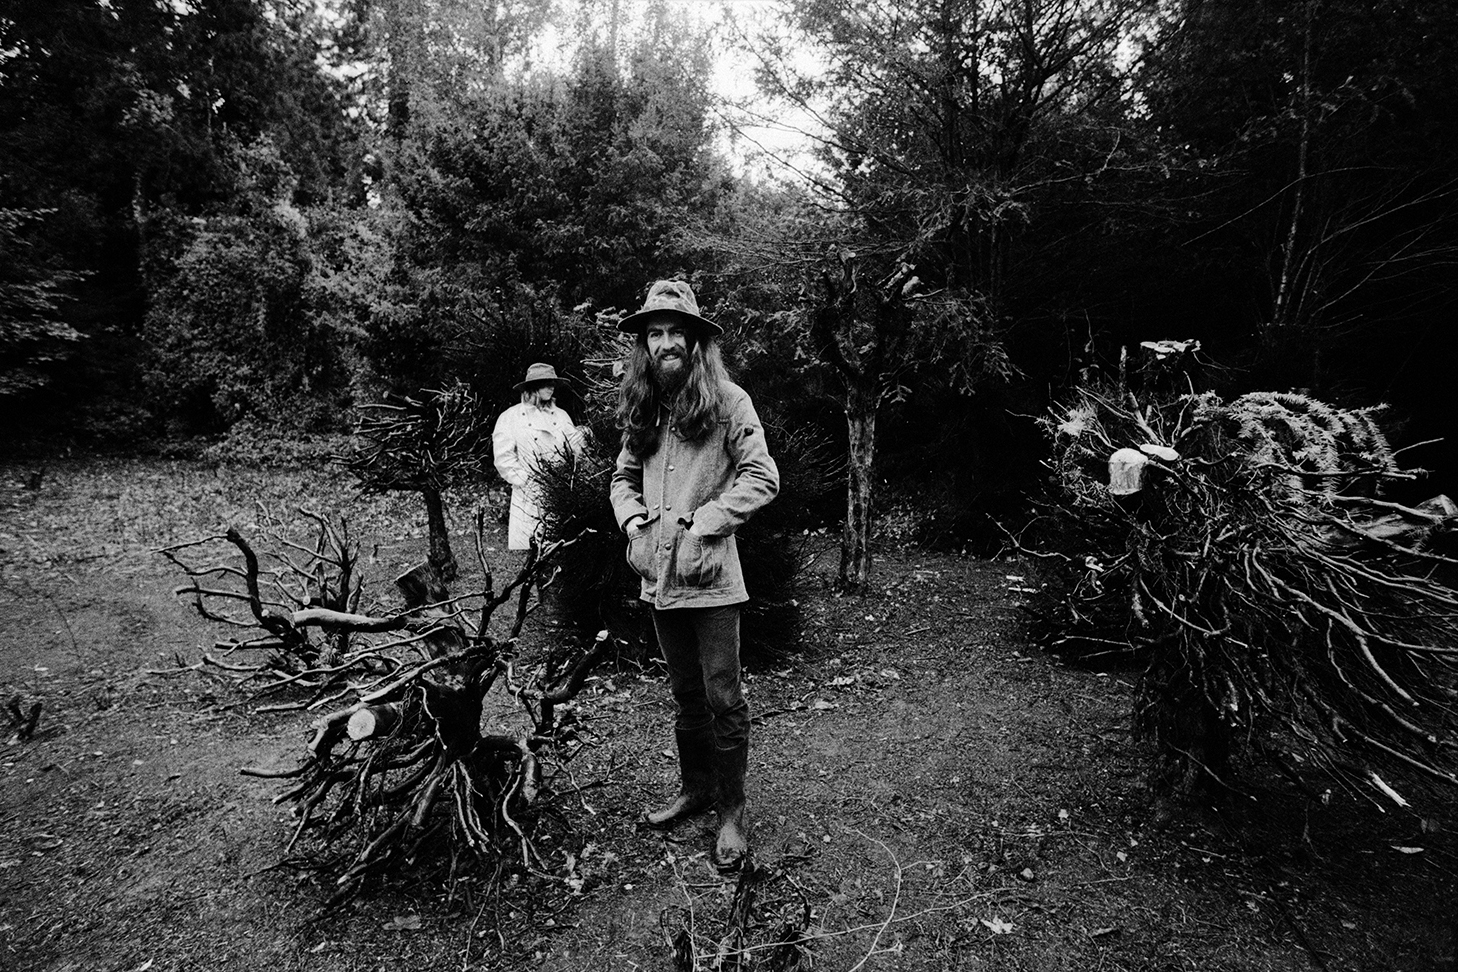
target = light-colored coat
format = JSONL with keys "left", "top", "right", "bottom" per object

{"left": 492, "top": 402, "right": 584, "bottom": 550}
{"left": 610, "top": 381, "right": 779, "bottom": 609}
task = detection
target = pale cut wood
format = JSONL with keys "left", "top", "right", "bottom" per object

{"left": 347, "top": 703, "right": 403, "bottom": 741}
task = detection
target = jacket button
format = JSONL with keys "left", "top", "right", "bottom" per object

{"left": 668, "top": 464, "right": 675, "bottom": 471}
{"left": 665, "top": 505, "right": 672, "bottom": 511}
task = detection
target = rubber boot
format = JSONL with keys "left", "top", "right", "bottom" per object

{"left": 644, "top": 723, "right": 716, "bottom": 829}
{"left": 712, "top": 742, "right": 750, "bottom": 871}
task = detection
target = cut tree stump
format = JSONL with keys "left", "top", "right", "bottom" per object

{"left": 347, "top": 704, "right": 403, "bottom": 741}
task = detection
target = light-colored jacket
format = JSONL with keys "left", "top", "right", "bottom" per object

{"left": 610, "top": 381, "right": 779, "bottom": 609}
{"left": 492, "top": 402, "right": 585, "bottom": 550}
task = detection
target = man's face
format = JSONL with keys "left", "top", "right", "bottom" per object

{"left": 532, "top": 384, "right": 555, "bottom": 406}
{"left": 646, "top": 318, "right": 691, "bottom": 389}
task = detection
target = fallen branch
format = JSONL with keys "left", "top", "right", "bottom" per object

{"left": 5, "top": 695, "right": 41, "bottom": 741}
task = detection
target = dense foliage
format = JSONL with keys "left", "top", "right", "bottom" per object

{"left": 0, "top": 206, "right": 85, "bottom": 397}
{"left": 723, "top": 0, "right": 1458, "bottom": 561}
{"left": 0, "top": 0, "right": 360, "bottom": 436}
{"left": 2, "top": 0, "right": 1456, "bottom": 552}
{"left": 141, "top": 140, "right": 353, "bottom": 433}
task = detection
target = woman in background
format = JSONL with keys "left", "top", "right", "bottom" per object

{"left": 492, "top": 363, "right": 585, "bottom": 550}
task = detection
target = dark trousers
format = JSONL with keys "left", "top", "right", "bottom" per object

{"left": 651, "top": 604, "right": 749, "bottom": 748}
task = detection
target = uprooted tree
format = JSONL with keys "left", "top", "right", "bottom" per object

{"left": 161, "top": 507, "right": 612, "bottom": 910}
{"left": 1022, "top": 368, "right": 1458, "bottom": 809}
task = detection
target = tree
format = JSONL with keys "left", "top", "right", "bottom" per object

{"left": 342, "top": 382, "right": 489, "bottom": 583}
{"left": 1137, "top": 0, "right": 1458, "bottom": 389}
{"left": 382, "top": 6, "right": 729, "bottom": 313}
{"left": 333, "top": 0, "right": 555, "bottom": 137}
{"left": 735, "top": 0, "right": 1168, "bottom": 587}
{"left": 336, "top": 1, "right": 731, "bottom": 410}
{"left": 1, "top": 0, "right": 359, "bottom": 260}
{"left": 0, "top": 207, "right": 85, "bottom": 398}
{"left": 808, "top": 249, "right": 1012, "bottom": 587}
{"left": 162, "top": 507, "right": 613, "bottom": 911}
{"left": 0, "top": 0, "right": 363, "bottom": 439}
{"left": 141, "top": 139, "right": 354, "bottom": 434}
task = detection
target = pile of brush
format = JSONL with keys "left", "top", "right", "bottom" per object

{"left": 1022, "top": 381, "right": 1458, "bottom": 805}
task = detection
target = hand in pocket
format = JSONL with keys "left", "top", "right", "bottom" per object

{"left": 675, "top": 531, "right": 722, "bottom": 587}
{"left": 625, "top": 521, "right": 656, "bottom": 581}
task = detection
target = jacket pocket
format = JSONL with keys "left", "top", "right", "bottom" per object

{"left": 674, "top": 532, "right": 723, "bottom": 588}
{"left": 625, "top": 517, "right": 658, "bottom": 581}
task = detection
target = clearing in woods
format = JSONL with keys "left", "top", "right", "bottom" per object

{"left": 0, "top": 457, "right": 1453, "bottom": 971}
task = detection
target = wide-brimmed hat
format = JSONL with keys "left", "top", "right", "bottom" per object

{"left": 513, "top": 362, "right": 570, "bottom": 391}
{"left": 617, "top": 279, "right": 723, "bottom": 335}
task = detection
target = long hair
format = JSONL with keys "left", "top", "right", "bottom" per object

{"left": 616, "top": 332, "right": 730, "bottom": 457}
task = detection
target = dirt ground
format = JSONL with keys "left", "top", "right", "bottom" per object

{"left": 1, "top": 457, "right": 1455, "bottom": 972}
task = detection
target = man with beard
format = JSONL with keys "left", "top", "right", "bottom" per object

{"left": 610, "top": 279, "right": 779, "bottom": 871}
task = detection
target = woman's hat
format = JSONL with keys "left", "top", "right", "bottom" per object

{"left": 617, "top": 279, "right": 723, "bottom": 335}
{"left": 513, "top": 362, "right": 570, "bottom": 391}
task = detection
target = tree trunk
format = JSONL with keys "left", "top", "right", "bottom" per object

{"left": 383, "top": 0, "right": 416, "bottom": 139}
{"left": 421, "top": 487, "right": 457, "bottom": 583}
{"left": 1272, "top": 0, "right": 1315, "bottom": 334}
{"left": 395, "top": 558, "right": 464, "bottom": 658}
{"left": 131, "top": 168, "right": 147, "bottom": 269}
{"left": 839, "top": 385, "right": 877, "bottom": 590}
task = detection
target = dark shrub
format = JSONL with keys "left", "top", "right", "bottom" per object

{"left": 535, "top": 417, "right": 840, "bottom": 665}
